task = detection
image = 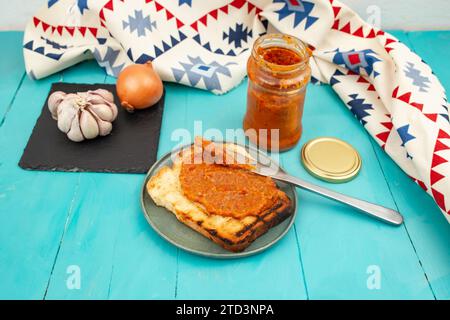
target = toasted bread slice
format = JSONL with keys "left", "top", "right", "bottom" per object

{"left": 146, "top": 147, "right": 292, "bottom": 252}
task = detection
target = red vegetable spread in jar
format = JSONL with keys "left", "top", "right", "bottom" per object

{"left": 244, "top": 34, "right": 311, "bottom": 151}
{"left": 260, "top": 47, "right": 302, "bottom": 65}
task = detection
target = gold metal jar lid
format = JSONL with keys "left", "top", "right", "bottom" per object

{"left": 301, "top": 137, "right": 361, "bottom": 183}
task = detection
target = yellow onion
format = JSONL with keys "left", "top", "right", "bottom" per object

{"left": 116, "top": 62, "right": 163, "bottom": 112}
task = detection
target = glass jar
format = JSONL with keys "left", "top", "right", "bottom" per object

{"left": 243, "top": 33, "right": 311, "bottom": 151}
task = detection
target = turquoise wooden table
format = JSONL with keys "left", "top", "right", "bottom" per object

{"left": 0, "top": 31, "right": 449, "bottom": 300}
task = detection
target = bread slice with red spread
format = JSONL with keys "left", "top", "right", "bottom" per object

{"left": 146, "top": 141, "right": 292, "bottom": 253}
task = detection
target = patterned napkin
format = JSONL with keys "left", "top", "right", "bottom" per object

{"left": 23, "top": 0, "right": 450, "bottom": 222}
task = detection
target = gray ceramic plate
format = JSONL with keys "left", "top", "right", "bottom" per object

{"left": 140, "top": 142, "right": 298, "bottom": 259}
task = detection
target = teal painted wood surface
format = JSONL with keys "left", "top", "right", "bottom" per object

{"left": 0, "top": 31, "right": 449, "bottom": 299}
{"left": 0, "top": 33, "right": 25, "bottom": 124}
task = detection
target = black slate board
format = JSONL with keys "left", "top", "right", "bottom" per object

{"left": 19, "top": 83, "right": 164, "bottom": 174}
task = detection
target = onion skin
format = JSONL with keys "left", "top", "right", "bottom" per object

{"left": 116, "top": 62, "right": 163, "bottom": 112}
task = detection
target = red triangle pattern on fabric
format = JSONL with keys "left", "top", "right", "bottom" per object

{"left": 397, "top": 91, "right": 411, "bottom": 104}
{"left": 431, "top": 170, "right": 445, "bottom": 185}
{"left": 33, "top": 17, "right": 41, "bottom": 27}
{"left": 393, "top": 87, "right": 425, "bottom": 113}
{"left": 381, "top": 121, "right": 393, "bottom": 130}
{"left": 340, "top": 22, "right": 351, "bottom": 33}
{"left": 155, "top": 2, "right": 163, "bottom": 11}
{"left": 41, "top": 22, "right": 49, "bottom": 32}
{"left": 438, "top": 129, "right": 450, "bottom": 139}
{"left": 432, "top": 154, "right": 448, "bottom": 168}
{"left": 392, "top": 86, "right": 399, "bottom": 98}
{"left": 88, "top": 27, "right": 98, "bottom": 37}
{"left": 366, "top": 29, "right": 376, "bottom": 38}
{"left": 189, "top": 1, "right": 263, "bottom": 32}
{"left": 357, "top": 76, "right": 368, "bottom": 83}
{"left": 247, "top": 2, "right": 255, "bottom": 13}
{"left": 199, "top": 15, "right": 207, "bottom": 26}
{"left": 78, "top": 26, "right": 86, "bottom": 36}
{"left": 427, "top": 127, "right": 450, "bottom": 213}
{"left": 385, "top": 38, "right": 396, "bottom": 45}
{"left": 230, "top": 0, "right": 246, "bottom": 9}
{"left": 352, "top": 26, "right": 364, "bottom": 37}
{"left": 424, "top": 113, "right": 438, "bottom": 122}
{"left": 210, "top": 9, "right": 218, "bottom": 20}
{"left": 376, "top": 131, "right": 390, "bottom": 143}
{"left": 432, "top": 188, "right": 447, "bottom": 211}
{"left": 434, "top": 140, "right": 450, "bottom": 152}
{"left": 331, "top": 16, "right": 377, "bottom": 39}
{"left": 176, "top": 19, "right": 184, "bottom": 28}
{"left": 332, "top": 19, "right": 340, "bottom": 30}
{"left": 416, "top": 180, "right": 428, "bottom": 191}
{"left": 332, "top": 6, "right": 341, "bottom": 17}
{"left": 65, "top": 27, "right": 75, "bottom": 36}
{"left": 410, "top": 102, "right": 424, "bottom": 111}
{"left": 384, "top": 38, "right": 397, "bottom": 53}
{"left": 104, "top": 0, "right": 114, "bottom": 11}
{"left": 146, "top": 0, "right": 187, "bottom": 30}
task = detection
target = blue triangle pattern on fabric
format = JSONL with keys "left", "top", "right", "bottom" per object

{"left": 154, "top": 46, "right": 163, "bottom": 57}
{"left": 170, "top": 36, "right": 179, "bottom": 47}
{"left": 127, "top": 48, "right": 134, "bottom": 61}
{"left": 35, "top": 47, "right": 45, "bottom": 54}
{"left": 172, "top": 68, "right": 184, "bottom": 82}
{"left": 135, "top": 53, "right": 153, "bottom": 64}
{"left": 162, "top": 41, "right": 171, "bottom": 51}
{"left": 24, "top": 41, "right": 34, "bottom": 50}
{"left": 203, "top": 42, "right": 211, "bottom": 51}
{"left": 178, "top": 31, "right": 187, "bottom": 41}
{"left": 48, "top": 0, "right": 59, "bottom": 8}
{"left": 330, "top": 77, "right": 340, "bottom": 86}
{"left": 46, "top": 52, "right": 63, "bottom": 60}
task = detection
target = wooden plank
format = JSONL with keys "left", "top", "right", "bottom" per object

{"left": 283, "top": 81, "right": 435, "bottom": 299}
{"left": 43, "top": 76, "right": 180, "bottom": 299}
{"left": 173, "top": 82, "right": 308, "bottom": 299}
{"left": 0, "top": 57, "right": 113, "bottom": 299}
{"left": 0, "top": 71, "right": 74, "bottom": 299}
{"left": 0, "top": 32, "right": 26, "bottom": 124}
{"left": 368, "top": 30, "right": 450, "bottom": 299}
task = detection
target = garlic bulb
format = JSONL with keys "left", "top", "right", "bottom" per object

{"left": 48, "top": 89, "right": 118, "bottom": 142}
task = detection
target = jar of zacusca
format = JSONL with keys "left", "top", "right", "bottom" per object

{"left": 243, "top": 33, "right": 311, "bottom": 151}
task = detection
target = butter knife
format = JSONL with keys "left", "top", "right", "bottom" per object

{"left": 253, "top": 167, "right": 404, "bottom": 226}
